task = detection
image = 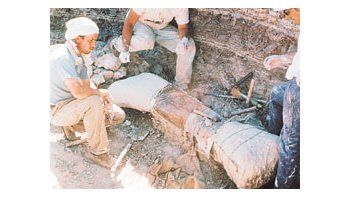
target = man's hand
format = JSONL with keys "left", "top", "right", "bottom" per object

{"left": 98, "top": 89, "right": 115, "bottom": 121}
{"left": 99, "top": 89, "right": 113, "bottom": 105}
{"left": 263, "top": 54, "right": 294, "bottom": 71}
{"left": 120, "top": 9, "right": 140, "bottom": 56}
{"left": 119, "top": 51, "right": 130, "bottom": 63}
{"left": 175, "top": 37, "right": 189, "bottom": 55}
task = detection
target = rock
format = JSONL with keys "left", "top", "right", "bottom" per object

{"left": 93, "top": 68, "right": 102, "bottom": 74}
{"left": 154, "top": 158, "right": 160, "bottom": 164}
{"left": 124, "top": 120, "right": 131, "bottom": 126}
{"left": 174, "top": 167, "right": 181, "bottom": 179}
{"left": 94, "top": 53, "right": 121, "bottom": 71}
{"left": 175, "top": 151, "right": 202, "bottom": 176}
{"left": 157, "top": 157, "right": 178, "bottom": 174}
{"left": 101, "top": 70, "right": 114, "bottom": 80}
{"left": 91, "top": 73, "right": 105, "bottom": 86}
{"left": 183, "top": 176, "right": 206, "bottom": 189}
{"left": 113, "top": 67, "right": 127, "bottom": 79}
{"left": 165, "top": 171, "right": 181, "bottom": 189}
{"left": 146, "top": 173, "right": 156, "bottom": 185}
{"left": 155, "top": 178, "right": 166, "bottom": 189}
{"left": 222, "top": 108, "right": 232, "bottom": 118}
{"left": 150, "top": 63, "right": 163, "bottom": 75}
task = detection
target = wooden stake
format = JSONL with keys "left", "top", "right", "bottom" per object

{"left": 246, "top": 79, "right": 256, "bottom": 105}
{"left": 111, "top": 143, "right": 132, "bottom": 179}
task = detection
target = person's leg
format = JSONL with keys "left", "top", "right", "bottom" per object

{"left": 268, "top": 82, "right": 289, "bottom": 135}
{"left": 275, "top": 79, "right": 300, "bottom": 188}
{"left": 113, "top": 21, "right": 156, "bottom": 52}
{"left": 60, "top": 104, "right": 125, "bottom": 138}
{"left": 50, "top": 96, "right": 109, "bottom": 155}
{"left": 62, "top": 125, "right": 82, "bottom": 141}
{"left": 154, "top": 26, "right": 196, "bottom": 87}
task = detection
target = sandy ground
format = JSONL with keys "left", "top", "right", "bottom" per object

{"left": 50, "top": 109, "right": 237, "bottom": 189}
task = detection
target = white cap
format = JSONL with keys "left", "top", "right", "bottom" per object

{"left": 65, "top": 17, "right": 99, "bottom": 40}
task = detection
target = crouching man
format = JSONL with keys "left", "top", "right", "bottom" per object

{"left": 264, "top": 8, "right": 300, "bottom": 188}
{"left": 50, "top": 17, "right": 125, "bottom": 168}
{"left": 264, "top": 49, "right": 300, "bottom": 189}
{"left": 112, "top": 8, "right": 196, "bottom": 90}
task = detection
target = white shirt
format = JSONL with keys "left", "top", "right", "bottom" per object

{"left": 285, "top": 41, "right": 300, "bottom": 85}
{"left": 285, "top": 50, "right": 300, "bottom": 80}
{"left": 132, "top": 8, "right": 189, "bottom": 30}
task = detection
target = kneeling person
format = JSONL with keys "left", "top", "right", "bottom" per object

{"left": 112, "top": 8, "right": 196, "bottom": 90}
{"left": 264, "top": 44, "right": 300, "bottom": 189}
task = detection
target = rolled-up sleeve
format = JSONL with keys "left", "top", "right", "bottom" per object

{"left": 175, "top": 8, "right": 189, "bottom": 25}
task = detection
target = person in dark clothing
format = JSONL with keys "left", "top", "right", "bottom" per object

{"left": 264, "top": 39, "right": 300, "bottom": 189}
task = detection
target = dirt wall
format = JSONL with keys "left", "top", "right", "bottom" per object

{"left": 50, "top": 8, "right": 299, "bottom": 110}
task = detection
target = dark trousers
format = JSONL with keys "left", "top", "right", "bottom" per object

{"left": 268, "top": 79, "right": 300, "bottom": 189}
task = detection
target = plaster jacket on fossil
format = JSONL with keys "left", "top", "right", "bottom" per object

{"left": 108, "top": 73, "right": 278, "bottom": 188}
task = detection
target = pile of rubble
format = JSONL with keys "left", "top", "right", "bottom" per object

{"left": 147, "top": 151, "right": 205, "bottom": 189}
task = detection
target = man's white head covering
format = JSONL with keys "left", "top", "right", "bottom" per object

{"left": 65, "top": 17, "right": 99, "bottom": 40}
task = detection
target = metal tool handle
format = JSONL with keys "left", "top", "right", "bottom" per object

{"left": 234, "top": 71, "right": 253, "bottom": 88}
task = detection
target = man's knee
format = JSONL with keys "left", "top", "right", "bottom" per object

{"left": 116, "top": 35, "right": 155, "bottom": 52}
{"left": 140, "top": 34, "right": 156, "bottom": 50}
{"left": 271, "top": 84, "right": 284, "bottom": 98}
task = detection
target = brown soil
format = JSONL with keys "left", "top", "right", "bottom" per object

{"left": 50, "top": 108, "right": 237, "bottom": 189}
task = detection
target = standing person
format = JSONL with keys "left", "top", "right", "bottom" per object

{"left": 50, "top": 17, "right": 125, "bottom": 168}
{"left": 112, "top": 8, "right": 196, "bottom": 90}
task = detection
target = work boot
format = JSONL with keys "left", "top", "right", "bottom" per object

{"left": 85, "top": 152, "right": 115, "bottom": 169}
{"left": 63, "top": 126, "right": 81, "bottom": 141}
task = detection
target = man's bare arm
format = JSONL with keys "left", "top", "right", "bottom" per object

{"left": 264, "top": 53, "right": 296, "bottom": 71}
{"left": 178, "top": 24, "right": 189, "bottom": 39}
{"left": 121, "top": 9, "right": 140, "bottom": 52}
{"left": 65, "top": 78, "right": 100, "bottom": 99}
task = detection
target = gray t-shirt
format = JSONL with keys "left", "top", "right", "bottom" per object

{"left": 50, "top": 44, "right": 88, "bottom": 105}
